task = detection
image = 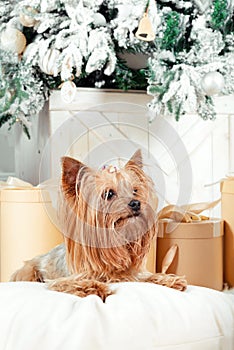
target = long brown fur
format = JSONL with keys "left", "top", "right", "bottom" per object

{"left": 11, "top": 150, "right": 187, "bottom": 300}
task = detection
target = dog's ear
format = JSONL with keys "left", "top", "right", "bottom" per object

{"left": 125, "top": 149, "right": 143, "bottom": 169}
{"left": 61, "top": 156, "right": 90, "bottom": 197}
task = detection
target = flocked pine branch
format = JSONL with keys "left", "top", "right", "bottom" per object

{"left": 0, "top": 0, "right": 233, "bottom": 137}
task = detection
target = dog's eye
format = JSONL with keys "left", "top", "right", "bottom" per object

{"left": 133, "top": 189, "right": 138, "bottom": 195}
{"left": 103, "top": 189, "right": 115, "bottom": 200}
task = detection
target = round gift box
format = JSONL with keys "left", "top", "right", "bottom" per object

{"left": 221, "top": 179, "right": 234, "bottom": 287}
{"left": 0, "top": 188, "right": 63, "bottom": 282}
{"left": 156, "top": 219, "right": 224, "bottom": 291}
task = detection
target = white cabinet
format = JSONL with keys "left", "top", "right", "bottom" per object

{"left": 0, "top": 103, "right": 50, "bottom": 185}
{"left": 0, "top": 124, "right": 16, "bottom": 181}
{"left": 1, "top": 88, "right": 233, "bottom": 217}
{"left": 47, "top": 89, "right": 234, "bottom": 215}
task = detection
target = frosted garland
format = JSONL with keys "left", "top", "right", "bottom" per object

{"left": 148, "top": 9, "right": 234, "bottom": 120}
{"left": 0, "top": 0, "right": 234, "bottom": 136}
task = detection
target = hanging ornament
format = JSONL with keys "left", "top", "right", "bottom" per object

{"left": 93, "top": 13, "right": 106, "bottom": 27}
{"left": 0, "top": 27, "right": 26, "bottom": 54}
{"left": 135, "top": 2, "right": 155, "bottom": 42}
{"left": 19, "top": 7, "right": 38, "bottom": 27}
{"left": 201, "top": 71, "right": 225, "bottom": 96}
{"left": 60, "top": 81, "right": 76, "bottom": 104}
{"left": 39, "top": 48, "right": 60, "bottom": 76}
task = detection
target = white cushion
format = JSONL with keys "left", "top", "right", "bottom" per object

{"left": 0, "top": 282, "right": 233, "bottom": 350}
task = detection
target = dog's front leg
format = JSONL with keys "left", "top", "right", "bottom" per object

{"left": 47, "top": 275, "right": 113, "bottom": 301}
{"left": 139, "top": 272, "right": 187, "bottom": 291}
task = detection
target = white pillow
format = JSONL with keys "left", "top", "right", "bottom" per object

{"left": 0, "top": 282, "right": 233, "bottom": 350}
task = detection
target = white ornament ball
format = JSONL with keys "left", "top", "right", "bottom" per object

{"left": 39, "top": 48, "right": 60, "bottom": 76}
{"left": 201, "top": 71, "right": 225, "bottom": 96}
{"left": 0, "top": 27, "right": 26, "bottom": 54}
{"left": 118, "top": 5, "right": 132, "bottom": 19}
{"left": 61, "top": 81, "right": 76, "bottom": 104}
{"left": 19, "top": 7, "right": 38, "bottom": 27}
{"left": 93, "top": 13, "right": 106, "bottom": 27}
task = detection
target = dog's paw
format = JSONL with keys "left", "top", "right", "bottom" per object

{"left": 144, "top": 273, "right": 187, "bottom": 291}
{"left": 47, "top": 277, "right": 113, "bottom": 301}
{"left": 10, "top": 260, "right": 44, "bottom": 282}
{"left": 165, "top": 274, "right": 187, "bottom": 291}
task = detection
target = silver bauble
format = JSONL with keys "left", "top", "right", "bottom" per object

{"left": 201, "top": 71, "right": 225, "bottom": 96}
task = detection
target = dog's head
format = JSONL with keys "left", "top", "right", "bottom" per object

{"left": 59, "top": 150, "right": 158, "bottom": 277}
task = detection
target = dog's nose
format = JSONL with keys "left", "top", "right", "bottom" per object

{"left": 128, "top": 199, "right": 141, "bottom": 212}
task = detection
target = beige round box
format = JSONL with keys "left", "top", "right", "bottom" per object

{"left": 221, "top": 179, "right": 234, "bottom": 287}
{"left": 145, "top": 236, "right": 157, "bottom": 273}
{"left": 156, "top": 219, "right": 224, "bottom": 291}
{"left": 0, "top": 188, "right": 63, "bottom": 282}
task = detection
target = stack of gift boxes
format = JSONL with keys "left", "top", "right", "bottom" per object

{"left": 0, "top": 178, "right": 233, "bottom": 290}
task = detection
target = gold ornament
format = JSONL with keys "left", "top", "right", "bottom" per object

{"left": 39, "top": 48, "right": 60, "bottom": 75}
{"left": 19, "top": 7, "right": 38, "bottom": 27}
{"left": 0, "top": 27, "right": 26, "bottom": 54}
{"left": 135, "top": 11, "right": 155, "bottom": 42}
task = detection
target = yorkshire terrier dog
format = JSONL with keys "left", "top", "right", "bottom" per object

{"left": 11, "top": 150, "right": 187, "bottom": 300}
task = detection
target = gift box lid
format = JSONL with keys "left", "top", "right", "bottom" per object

{"left": 158, "top": 218, "right": 224, "bottom": 239}
{"left": 0, "top": 188, "right": 52, "bottom": 203}
{"left": 220, "top": 177, "right": 234, "bottom": 194}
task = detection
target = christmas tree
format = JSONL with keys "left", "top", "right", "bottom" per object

{"left": 0, "top": 0, "right": 233, "bottom": 137}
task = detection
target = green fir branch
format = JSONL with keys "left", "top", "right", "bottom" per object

{"left": 148, "top": 85, "right": 165, "bottom": 95}
{"left": 113, "top": 60, "right": 148, "bottom": 90}
{"left": 167, "top": 100, "right": 173, "bottom": 114}
{"left": 22, "top": 124, "right": 31, "bottom": 139}
{"left": 175, "top": 102, "right": 182, "bottom": 121}
{"left": 161, "top": 11, "right": 181, "bottom": 51}
{"left": 210, "top": 0, "right": 229, "bottom": 31}
{"left": 0, "top": 114, "right": 12, "bottom": 128}
{"left": 156, "top": 0, "right": 194, "bottom": 15}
